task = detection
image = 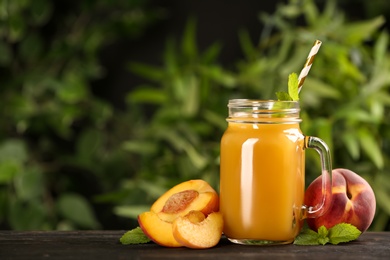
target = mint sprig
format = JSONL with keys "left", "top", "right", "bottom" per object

{"left": 275, "top": 91, "right": 292, "bottom": 101}
{"left": 120, "top": 227, "right": 151, "bottom": 245}
{"left": 328, "top": 223, "right": 362, "bottom": 245}
{"left": 276, "top": 73, "right": 299, "bottom": 101}
{"left": 294, "top": 223, "right": 362, "bottom": 245}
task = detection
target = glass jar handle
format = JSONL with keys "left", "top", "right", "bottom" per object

{"left": 301, "top": 136, "right": 333, "bottom": 219}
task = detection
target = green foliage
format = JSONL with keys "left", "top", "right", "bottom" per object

{"left": 1, "top": 0, "right": 389, "bottom": 231}
{"left": 113, "top": 18, "right": 232, "bottom": 216}
{"left": 0, "top": 0, "right": 160, "bottom": 230}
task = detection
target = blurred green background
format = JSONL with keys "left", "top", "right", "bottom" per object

{"left": 1, "top": 0, "right": 389, "bottom": 231}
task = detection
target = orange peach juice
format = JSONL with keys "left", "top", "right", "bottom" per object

{"left": 220, "top": 122, "right": 305, "bottom": 243}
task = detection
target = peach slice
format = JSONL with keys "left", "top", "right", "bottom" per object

{"left": 138, "top": 211, "right": 182, "bottom": 247}
{"left": 138, "top": 179, "right": 220, "bottom": 248}
{"left": 151, "top": 179, "right": 219, "bottom": 222}
{"left": 172, "top": 210, "right": 224, "bottom": 249}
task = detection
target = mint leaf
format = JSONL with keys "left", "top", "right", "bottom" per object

{"left": 276, "top": 91, "right": 292, "bottom": 101}
{"left": 328, "top": 223, "right": 362, "bottom": 245}
{"left": 120, "top": 227, "right": 151, "bottom": 245}
{"left": 293, "top": 228, "right": 320, "bottom": 245}
{"left": 317, "top": 225, "right": 329, "bottom": 237}
{"left": 288, "top": 73, "right": 299, "bottom": 101}
{"left": 317, "top": 226, "right": 330, "bottom": 245}
{"left": 318, "top": 235, "right": 330, "bottom": 245}
{"left": 275, "top": 73, "right": 299, "bottom": 101}
{"left": 294, "top": 223, "right": 362, "bottom": 246}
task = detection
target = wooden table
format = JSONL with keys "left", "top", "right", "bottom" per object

{"left": 0, "top": 231, "right": 389, "bottom": 259}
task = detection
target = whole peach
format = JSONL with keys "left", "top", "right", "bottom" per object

{"left": 304, "top": 168, "right": 376, "bottom": 232}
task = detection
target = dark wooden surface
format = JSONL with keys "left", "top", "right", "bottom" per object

{"left": 0, "top": 231, "right": 389, "bottom": 260}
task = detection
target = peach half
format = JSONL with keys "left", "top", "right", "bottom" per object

{"left": 172, "top": 211, "right": 224, "bottom": 249}
{"left": 151, "top": 179, "right": 219, "bottom": 222}
{"left": 138, "top": 211, "right": 182, "bottom": 247}
{"left": 138, "top": 179, "right": 220, "bottom": 247}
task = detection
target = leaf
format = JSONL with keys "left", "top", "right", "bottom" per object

{"left": 201, "top": 42, "right": 222, "bottom": 64}
{"left": 369, "top": 100, "right": 384, "bottom": 122}
{"left": 76, "top": 129, "right": 102, "bottom": 165}
{"left": 373, "top": 31, "right": 389, "bottom": 69}
{"left": 238, "top": 29, "right": 257, "bottom": 60}
{"left": 203, "top": 109, "right": 227, "bottom": 131}
{"left": 288, "top": 73, "right": 299, "bottom": 101}
{"left": 294, "top": 223, "right": 362, "bottom": 246}
{"left": 120, "top": 227, "right": 151, "bottom": 245}
{"left": 328, "top": 223, "right": 361, "bottom": 245}
{"left": 0, "top": 139, "right": 28, "bottom": 163}
{"left": 276, "top": 91, "right": 292, "bottom": 101}
{"left": 293, "top": 228, "right": 320, "bottom": 245}
{"left": 318, "top": 235, "right": 330, "bottom": 245}
{"left": 8, "top": 199, "right": 47, "bottom": 230}
{"left": 334, "top": 16, "right": 385, "bottom": 45}
{"left": 199, "top": 65, "right": 236, "bottom": 88}
{"left": 276, "top": 73, "right": 299, "bottom": 101}
{"left": 358, "top": 128, "right": 384, "bottom": 169}
{"left": 114, "top": 205, "right": 150, "bottom": 219}
{"left": 163, "top": 38, "right": 178, "bottom": 74}
{"left": 181, "top": 17, "right": 197, "bottom": 60}
{"left": 122, "top": 140, "right": 158, "bottom": 155}
{"left": 0, "top": 161, "right": 20, "bottom": 184}
{"left": 57, "top": 73, "right": 88, "bottom": 103}
{"left": 14, "top": 168, "right": 44, "bottom": 200}
{"left": 157, "top": 130, "right": 207, "bottom": 169}
{"left": 30, "top": 0, "right": 53, "bottom": 26}
{"left": 138, "top": 180, "right": 168, "bottom": 198}
{"left": 315, "top": 118, "right": 334, "bottom": 156}
{"left": 341, "top": 132, "right": 360, "bottom": 160}
{"left": 362, "top": 70, "right": 390, "bottom": 96}
{"left": 302, "top": 78, "right": 341, "bottom": 100}
{"left": 127, "top": 87, "right": 168, "bottom": 104}
{"left": 57, "top": 193, "right": 101, "bottom": 229}
{"left": 302, "top": 0, "right": 320, "bottom": 26}
{"left": 373, "top": 174, "right": 390, "bottom": 216}
{"left": 317, "top": 225, "right": 329, "bottom": 237}
{"left": 8, "top": 13, "right": 26, "bottom": 42}
{"left": 128, "top": 62, "right": 165, "bottom": 81}
{"left": 182, "top": 74, "right": 199, "bottom": 116}
{"left": 317, "top": 226, "right": 330, "bottom": 245}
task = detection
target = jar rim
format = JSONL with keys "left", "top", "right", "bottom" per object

{"left": 228, "top": 99, "right": 299, "bottom": 108}
{"left": 227, "top": 99, "right": 301, "bottom": 123}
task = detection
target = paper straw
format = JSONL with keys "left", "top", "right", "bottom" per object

{"left": 298, "top": 40, "right": 322, "bottom": 93}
